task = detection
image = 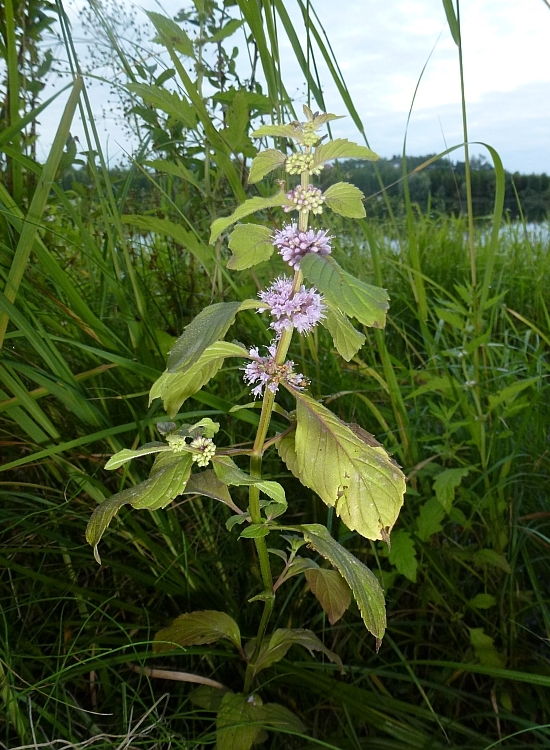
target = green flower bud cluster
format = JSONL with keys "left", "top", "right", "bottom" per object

{"left": 285, "top": 152, "right": 322, "bottom": 176}
{"left": 166, "top": 434, "right": 188, "bottom": 453}
{"left": 190, "top": 436, "right": 216, "bottom": 467}
{"left": 284, "top": 185, "right": 325, "bottom": 215}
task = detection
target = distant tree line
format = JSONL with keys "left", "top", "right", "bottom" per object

{"left": 321, "top": 155, "right": 550, "bottom": 222}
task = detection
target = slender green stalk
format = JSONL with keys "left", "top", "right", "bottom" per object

{"left": 4, "top": 0, "right": 23, "bottom": 206}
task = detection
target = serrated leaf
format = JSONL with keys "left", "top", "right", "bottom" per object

{"left": 469, "top": 593, "right": 497, "bottom": 610}
{"left": 321, "top": 302, "right": 366, "bottom": 360}
{"left": 167, "top": 302, "right": 244, "bottom": 372}
{"left": 210, "top": 191, "right": 289, "bottom": 243}
{"left": 105, "top": 442, "right": 172, "bottom": 470}
{"left": 278, "top": 391, "right": 405, "bottom": 541}
{"left": 86, "top": 453, "right": 192, "bottom": 563}
{"left": 472, "top": 549, "right": 512, "bottom": 574}
{"left": 183, "top": 470, "right": 242, "bottom": 514}
{"left": 216, "top": 693, "right": 263, "bottom": 750}
{"left": 239, "top": 524, "right": 270, "bottom": 539}
{"left": 305, "top": 568, "right": 351, "bottom": 624}
{"left": 213, "top": 456, "right": 286, "bottom": 507}
{"left": 252, "top": 123, "right": 303, "bottom": 141}
{"left": 148, "top": 11, "right": 195, "bottom": 57}
{"left": 323, "top": 181, "right": 365, "bottom": 218}
{"left": 301, "top": 254, "right": 389, "bottom": 328}
{"left": 433, "top": 468, "right": 469, "bottom": 512}
{"left": 388, "top": 529, "right": 418, "bottom": 583}
{"left": 416, "top": 497, "right": 446, "bottom": 541}
{"left": 207, "top": 18, "right": 243, "bottom": 43}
{"left": 151, "top": 341, "right": 248, "bottom": 418}
{"left": 253, "top": 628, "right": 342, "bottom": 676}
{"left": 469, "top": 628, "right": 506, "bottom": 669}
{"left": 248, "top": 149, "right": 286, "bottom": 184}
{"left": 126, "top": 83, "right": 196, "bottom": 128}
{"left": 121, "top": 215, "right": 211, "bottom": 271}
{"left": 314, "top": 138, "right": 379, "bottom": 165}
{"left": 487, "top": 377, "right": 539, "bottom": 413}
{"left": 227, "top": 224, "right": 274, "bottom": 270}
{"left": 298, "top": 524, "right": 386, "bottom": 639}
{"left": 154, "top": 610, "right": 241, "bottom": 653}
{"left": 309, "top": 111, "right": 345, "bottom": 128}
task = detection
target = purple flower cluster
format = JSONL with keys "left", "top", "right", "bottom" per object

{"left": 272, "top": 223, "right": 332, "bottom": 269}
{"left": 243, "top": 344, "right": 308, "bottom": 398}
{"left": 258, "top": 276, "right": 325, "bottom": 335}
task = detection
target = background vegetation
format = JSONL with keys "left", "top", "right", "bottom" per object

{"left": 1, "top": 0, "right": 549, "bottom": 748}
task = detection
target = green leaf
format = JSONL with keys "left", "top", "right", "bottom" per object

{"left": 304, "top": 567, "right": 351, "bottom": 624}
{"left": 323, "top": 181, "right": 365, "bottom": 218}
{"left": 416, "top": 497, "right": 446, "bottom": 542}
{"left": 167, "top": 302, "right": 244, "bottom": 372}
{"left": 487, "top": 377, "right": 539, "bottom": 413}
{"left": 148, "top": 11, "right": 195, "bottom": 56}
{"left": 144, "top": 159, "right": 205, "bottom": 194}
{"left": 433, "top": 468, "right": 469, "bottom": 512}
{"left": 213, "top": 456, "right": 286, "bottom": 507}
{"left": 104, "top": 442, "right": 171, "bottom": 470}
{"left": 207, "top": 18, "right": 244, "bottom": 43}
{"left": 259, "top": 703, "right": 306, "bottom": 735}
{"left": 189, "top": 685, "right": 228, "bottom": 711}
{"left": 86, "top": 453, "right": 192, "bottom": 563}
{"left": 121, "top": 215, "right": 212, "bottom": 271}
{"left": 220, "top": 90, "right": 256, "bottom": 157}
{"left": 252, "top": 123, "right": 303, "bottom": 141}
{"left": 469, "top": 628, "right": 506, "bottom": 669}
{"left": 216, "top": 693, "right": 263, "bottom": 750}
{"left": 388, "top": 530, "right": 418, "bottom": 583}
{"left": 239, "top": 524, "right": 270, "bottom": 539}
{"left": 126, "top": 83, "right": 196, "bottom": 128}
{"left": 154, "top": 610, "right": 241, "bottom": 653}
{"left": 469, "top": 593, "right": 497, "bottom": 610}
{"left": 253, "top": 628, "right": 342, "bottom": 676}
{"left": 183, "top": 470, "right": 242, "bottom": 514}
{"left": 151, "top": 341, "right": 248, "bottom": 418}
{"left": 441, "top": 0, "right": 460, "bottom": 45}
{"left": 300, "top": 254, "right": 389, "bottom": 328}
{"left": 314, "top": 138, "right": 379, "bottom": 165}
{"left": 321, "top": 302, "right": 366, "bottom": 360}
{"left": 298, "top": 524, "right": 386, "bottom": 639}
{"left": 248, "top": 148, "right": 286, "bottom": 184}
{"left": 472, "top": 549, "right": 512, "bottom": 575}
{"left": 210, "top": 191, "right": 289, "bottom": 243}
{"left": 278, "top": 391, "right": 405, "bottom": 541}
{"left": 227, "top": 224, "right": 274, "bottom": 270}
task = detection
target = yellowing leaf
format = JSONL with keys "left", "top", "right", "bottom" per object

{"left": 301, "top": 254, "right": 389, "bottom": 328}
{"left": 248, "top": 148, "right": 286, "bottom": 184}
{"left": 314, "top": 138, "right": 379, "bottom": 165}
{"left": 305, "top": 567, "right": 351, "bottom": 624}
{"left": 279, "top": 390, "right": 405, "bottom": 541}
{"left": 227, "top": 224, "right": 274, "bottom": 270}
{"left": 153, "top": 610, "right": 241, "bottom": 652}
{"left": 210, "top": 191, "right": 289, "bottom": 243}
{"left": 298, "top": 524, "right": 386, "bottom": 639}
{"left": 323, "top": 181, "right": 365, "bottom": 218}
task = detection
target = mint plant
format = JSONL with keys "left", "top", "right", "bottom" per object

{"left": 86, "top": 106, "right": 406, "bottom": 746}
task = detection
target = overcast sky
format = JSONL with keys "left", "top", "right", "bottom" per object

{"left": 39, "top": 0, "right": 550, "bottom": 173}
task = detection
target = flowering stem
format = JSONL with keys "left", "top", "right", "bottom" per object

{"left": 244, "top": 163, "right": 311, "bottom": 694}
